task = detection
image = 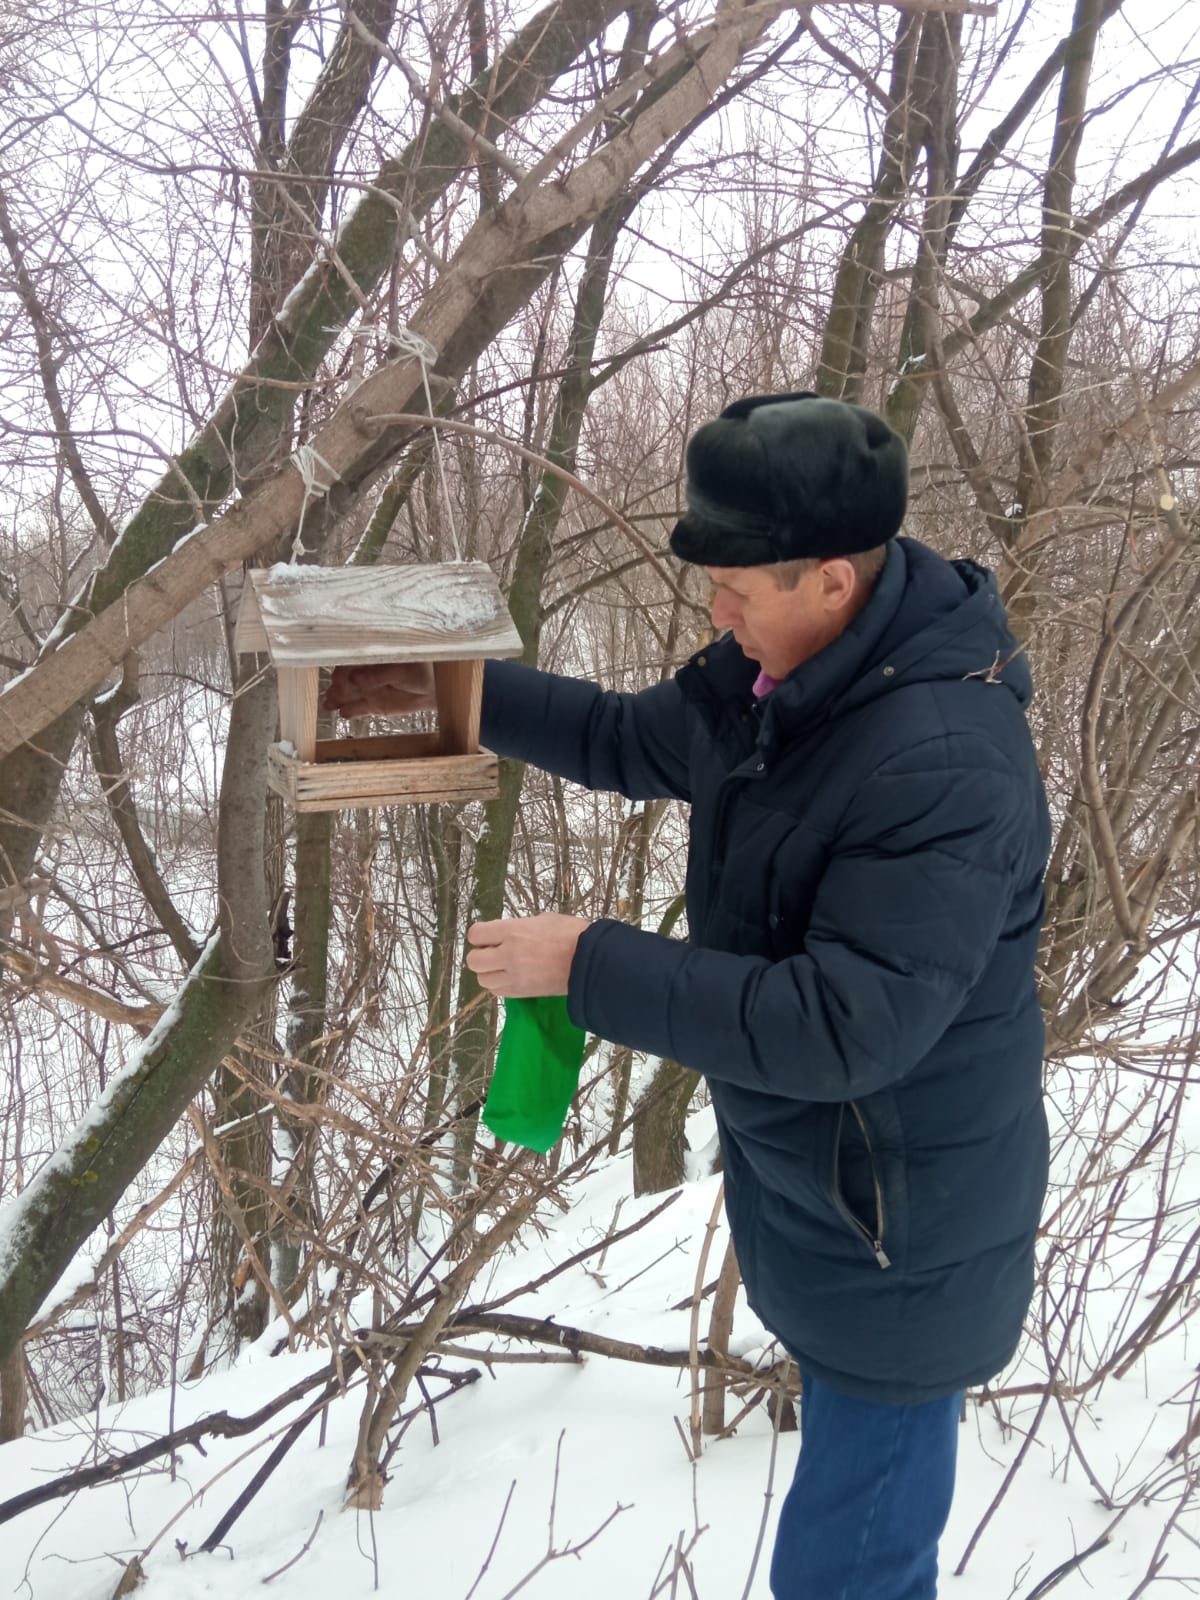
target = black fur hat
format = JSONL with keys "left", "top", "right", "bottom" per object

{"left": 669, "top": 392, "right": 908, "bottom": 565}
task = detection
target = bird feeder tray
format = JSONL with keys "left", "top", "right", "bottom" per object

{"left": 235, "top": 562, "right": 523, "bottom": 811}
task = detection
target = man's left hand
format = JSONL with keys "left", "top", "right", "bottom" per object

{"left": 465, "top": 914, "right": 593, "bottom": 997}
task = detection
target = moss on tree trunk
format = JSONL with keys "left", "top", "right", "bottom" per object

{"left": 0, "top": 936, "right": 271, "bottom": 1365}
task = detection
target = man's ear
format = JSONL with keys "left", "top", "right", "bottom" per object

{"left": 819, "top": 558, "right": 857, "bottom": 611}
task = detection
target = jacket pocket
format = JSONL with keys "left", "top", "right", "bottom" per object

{"left": 830, "top": 1102, "right": 891, "bottom": 1269}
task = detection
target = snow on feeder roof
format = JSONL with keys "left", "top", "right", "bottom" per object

{"left": 235, "top": 562, "right": 522, "bottom": 813}
{"left": 234, "top": 561, "right": 522, "bottom": 667}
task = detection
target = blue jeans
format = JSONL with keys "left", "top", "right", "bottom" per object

{"left": 770, "top": 1372, "right": 962, "bottom": 1600}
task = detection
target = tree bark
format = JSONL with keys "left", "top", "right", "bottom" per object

{"left": 249, "top": 0, "right": 401, "bottom": 344}
{"left": 1015, "top": 0, "right": 1105, "bottom": 519}
{"left": 0, "top": 0, "right": 786, "bottom": 1362}
{"left": 606, "top": 805, "right": 660, "bottom": 1155}
{"left": 200, "top": 657, "right": 282, "bottom": 1354}
{"left": 448, "top": 22, "right": 656, "bottom": 1181}
{"left": 271, "top": 808, "right": 334, "bottom": 1303}
{"left": 88, "top": 680, "right": 203, "bottom": 969}
{"left": 0, "top": 675, "right": 278, "bottom": 1367}
{"left": 0, "top": 0, "right": 630, "bottom": 883}
{"left": 702, "top": 1234, "right": 740, "bottom": 1435}
{"left": 0, "top": 1350, "right": 26, "bottom": 1442}
{"left": 814, "top": 12, "right": 924, "bottom": 401}
{"left": 0, "top": 935, "right": 260, "bottom": 1364}
{"left": 0, "top": 0, "right": 785, "bottom": 770}
{"left": 883, "top": 14, "right": 961, "bottom": 443}
{"left": 632, "top": 1059, "right": 701, "bottom": 1197}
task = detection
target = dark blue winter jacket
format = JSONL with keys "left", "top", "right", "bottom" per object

{"left": 480, "top": 538, "right": 1052, "bottom": 1403}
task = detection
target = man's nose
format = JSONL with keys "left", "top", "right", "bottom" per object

{"left": 710, "top": 591, "right": 736, "bottom": 629}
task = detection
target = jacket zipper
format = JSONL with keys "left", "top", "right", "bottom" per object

{"left": 832, "top": 1103, "right": 891, "bottom": 1270}
{"left": 702, "top": 698, "right": 892, "bottom": 1268}
{"left": 704, "top": 721, "right": 763, "bottom": 930}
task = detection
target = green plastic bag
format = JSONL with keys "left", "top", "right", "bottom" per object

{"left": 482, "top": 996, "right": 586, "bottom": 1153}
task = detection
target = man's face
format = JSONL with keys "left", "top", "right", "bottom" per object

{"left": 705, "top": 563, "right": 853, "bottom": 679}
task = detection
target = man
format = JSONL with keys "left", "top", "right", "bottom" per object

{"left": 325, "top": 393, "right": 1052, "bottom": 1599}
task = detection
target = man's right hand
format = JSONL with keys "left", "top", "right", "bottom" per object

{"left": 322, "top": 662, "right": 436, "bottom": 718}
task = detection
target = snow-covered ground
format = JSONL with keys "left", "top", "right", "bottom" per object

{"left": 4, "top": 1097, "right": 1199, "bottom": 1600}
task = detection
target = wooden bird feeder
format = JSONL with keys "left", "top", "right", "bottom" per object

{"left": 235, "top": 562, "right": 522, "bottom": 811}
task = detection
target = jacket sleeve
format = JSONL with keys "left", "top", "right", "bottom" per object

{"left": 567, "top": 739, "right": 1035, "bottom": 1100}
{"left": 480, "top": 658, "right": 691, "bottom": 802}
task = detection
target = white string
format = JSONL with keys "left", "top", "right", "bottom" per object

{"left": 388, "top": 326, "right": 438, "bottom": 367}
{"left": 389, "top": 326, "right": 462, "bottom": 562}
{"left": 289, "top": 442, "right": 341, "bottom": 560}
{"left": 287, "top": 325, "right": 461, "bottom": 564}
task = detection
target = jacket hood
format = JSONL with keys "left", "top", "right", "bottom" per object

{"left": 840, "top": 537, "right": 1032, "bottom": 711}
{"left": 679, "top": 538, "right": 1032, "bottom": 745}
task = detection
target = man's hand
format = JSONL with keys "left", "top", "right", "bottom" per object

{"left": 322, "top": 662, "right": 436, "bottom": 718}
{"left": 465, "top": 914, "right": 593, "bottom": 998}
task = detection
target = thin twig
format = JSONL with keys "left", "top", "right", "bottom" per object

{"left": 1022, "top": 1531, "right": 1112, "bottom": 1598}
{"left": 463, "top": 1481, "right": 517, "bottom": 1600}
{"left": 688, "top": 1184, "right": 726, "bottom": 1458}
{"left": 261, "top": 1510, "right": 325, "bottom": 1583}
{"left": 740, "top": 1374, "right": 786, "bottom": 1600}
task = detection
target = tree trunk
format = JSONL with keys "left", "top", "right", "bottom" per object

{"left": 814, "top": 13, "right": 924, "bottom": 401}
{"left": 449, "top": 757, "right": 527, "bottom": 1188}
{"left": 448, "top": 80, "right": 654, "bottom": 1182}
{"left": 606, "top": 804, "right": 661, "bottom": 1154}
{"left": 0, "top": 0, "right": 789, "bottom": 1355}
{"left": 632, "top": 1059, "right": 701, "bottom": 1197}
{"left": 89, "top": 682, "right": 203, "bottom": 970}
{"left": 0, "top": 936, "right": 263, "bottom": 1365}
{"left": 884, "top": 15, "right": 961, "bottom": 443}
{"left": 1004, "top": 0, "right": 1105, "bottom": 632}
{"left": 0, "top": 1349, "right": 26, "bottom": 1442}
{"left": 0, "top": 0, "right": 629, "bottom": 879}
{"left": 0, "top": 676, "right": 277, "bottom": 1367}
{"left": 207, "top": 1053, "right": 274, "bottom": 1352}
{"left": 200, "top": 636, "right": 284, "bottom": 1350}
{"left": 702, "top": 1234, "right": 740, "bottom": 1435}
{"left": 0, "top": 0, "right": 788, "bottom": 772}
{"left": 271, "top": 809, "right": 334, "bottom": 1304}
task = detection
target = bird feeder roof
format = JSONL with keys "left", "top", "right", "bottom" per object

{"left": 235, "top": 561, "right": 523, "bottom": 667}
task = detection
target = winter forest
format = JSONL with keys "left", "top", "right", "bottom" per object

{"left": 1, "top": 0, "right": 1199, "bottom": 1593}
